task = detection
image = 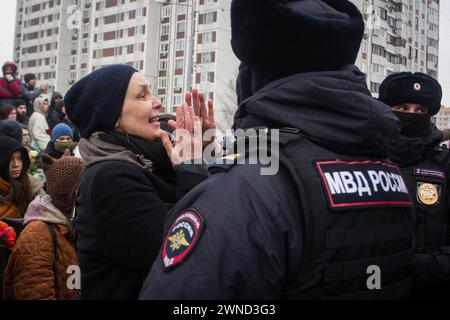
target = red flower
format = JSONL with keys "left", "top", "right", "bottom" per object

{"left": 0, "top": 221, "right": 17, "bottom": 250}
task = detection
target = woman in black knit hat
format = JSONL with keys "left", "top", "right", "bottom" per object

{"left": 64, "top": 64, "right": 215, "bottom": 300}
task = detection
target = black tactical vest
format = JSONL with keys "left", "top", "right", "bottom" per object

{"left": 398, "top": 146, "right": 450, "bottom": 254}
{"left": 259, "top": 129, "right": 415, "bottom": 299}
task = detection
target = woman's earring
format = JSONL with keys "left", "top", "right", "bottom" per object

{"left": 114, "top": 122, "right": 120, "bottom": 128}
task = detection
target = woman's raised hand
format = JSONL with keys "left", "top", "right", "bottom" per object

{"left": 160, "top": 103, "right": 203, "bottom": 167}
{"left": 185, "top": 89, "right": 216, "bottom": 147}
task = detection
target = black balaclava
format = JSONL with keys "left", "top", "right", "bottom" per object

{"left": 392, "top": 111, "right": 431, "bottom": 138}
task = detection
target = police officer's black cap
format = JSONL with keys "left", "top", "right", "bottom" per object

{"left": 231, "top": 0, "right": 364, "bottom": 75}
{"left": 379, "top": 72, "right": 442, "bottom": 116}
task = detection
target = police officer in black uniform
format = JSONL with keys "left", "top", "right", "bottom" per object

{"left": 140, "top": 0, "right": 415, "bottom": 299}
{"left": 379, "top": 73, "right": 450, "bottom": 298}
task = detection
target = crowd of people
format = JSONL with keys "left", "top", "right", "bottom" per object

{"left": 0, "top": 0, "right": 449, "bottom": 300}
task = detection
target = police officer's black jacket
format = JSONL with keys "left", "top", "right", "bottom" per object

{"left": 140, "top": 66, "right": 415, "bottom": 299}
{"left": 390, "top": 127, "right": 450, "bottom": 297}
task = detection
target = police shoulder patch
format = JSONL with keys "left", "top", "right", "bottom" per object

{"left": 162, "top": 209, "right": 205, "bottom": 271}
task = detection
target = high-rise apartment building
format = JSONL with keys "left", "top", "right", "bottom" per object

{"left": 15, "top": 0, "right": 440, "bottom": 128}
{"left": 14, "top": 0, "right": 239, "bottom": 130}
{"left": 436, "top": 105, "right": 450, "bottom": 130}
{"left": 350, "top": 0, "right": 440, "bottom": 96}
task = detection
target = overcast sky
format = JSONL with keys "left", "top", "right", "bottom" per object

{"left": 0, "top": 0, "right": 449, "bottom": 106}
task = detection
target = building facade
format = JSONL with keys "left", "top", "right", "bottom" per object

{"left": 350, "top": 0, "right": 440, "bottom": 96}
{"left": 436, "top": 105, "right": 450, "bottom": 130}
{"left": 14, "top": 0, "right": 440, "bottom": 128}
{"left": 14, "top": 0, "right": 239, "bottom": 130}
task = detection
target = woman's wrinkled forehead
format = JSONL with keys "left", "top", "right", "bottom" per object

{"left": 129, "top": 72, "right": 151, "bottom": 93}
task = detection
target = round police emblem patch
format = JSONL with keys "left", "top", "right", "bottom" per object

{"left": 417, "top": 183, "right": 439, "bottom": 206}
{"left": 162, "top": 210, "right": 205, "bottom": 271}
{"left": 414, "top": 83, "right": 421, "bottom": 91}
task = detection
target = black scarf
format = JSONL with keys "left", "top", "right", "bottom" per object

{"left": 389, "top": 126, "right": 443, "bottom": 166}
{"left": 98, "top": 131, "right": 176, "bottom": 186}
{"left": 393, "top": 111, "right": 431, "bottom": 138}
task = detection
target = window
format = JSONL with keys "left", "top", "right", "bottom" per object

{"left": 134, "top": 43, "right": 145, "bottom": 52}
{"left": 371, "top": 63, "right": 385, "bottom": 75}
{"left": 159, "top": 60, "right": 168, "bottom": 70}
{"left": 200, "top": 72, "right": 208, "bottom": 83}
{"left": 372, "top": 44, "right": 385, "bottom": 57}
{"left": 200, "top": 12, "right": 216, "bottom": 24}
{"left": 162, "top": 6, "right": 171, "bottom": 18}
{"left": 174, "top": 76, "right": 183, "bottom": 88}
{"left": 175, "top": 39, "right": 184, "bottom": 51}
{"left": 173, "top": 95, "right": 182, "bottom": 106}
{"left": 160, "top": 43, "right": 169, "bottom": 53}
{"left": 175, "top": 59, "right": 184, "bottom": 69}
{"left": 177, "top": 22, "right": 186, "bottom": 33}
{"left": 136, "top": 25, "right": 145, "bottom": 35}
{"left": 370, "top": 82, "right": 380, "bottom": 93}
{"left": 200, "top": 31, "right": 214, "bottom": 44}
{"left": 69, "top": 71, "right": 77, "bottom": 81}
{"left": 176, "top": 5, "right": 186, "bottom": 15}
{"left": 201, "top": 52, "right": 214, "bottom": 63}
{"left": 161, "top": 24, "right": 169, "bottom": 36}
{"left": 158, "top": 78, "right": 167, "bottom": 88}
{"left": 361, "top": 61, "right": 367, "bottom": 74}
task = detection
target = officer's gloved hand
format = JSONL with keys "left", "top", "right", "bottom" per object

{"left": 412, "top": 253, "right": 440, "bottom": 290}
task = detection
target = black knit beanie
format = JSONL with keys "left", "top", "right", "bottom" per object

{"left": 64, "top": 64, "right": 137, "bottom": 138}
{"left": 0, "top": 120, "right": 23, "bottom": 143}
{"left": 231, "top": 0, "right": 364, "bottom": 75}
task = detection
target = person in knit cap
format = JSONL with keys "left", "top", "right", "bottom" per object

{"left": 13, "top": 99, "right": 28, "bottom": 125}
{"left": 46, "top": 100, "right": 80, "bottom": 142}
{"left": 0, "top": 120, "right": 23, "bottom": 143}
{"left": 3, "top": 154, "right": 83, "bottom": 300}
{"left": 44, "top": 123, "right": 75, "bottom": 159}
{"left": 21, "top": 73, "right": 48, "bottom": 117}
{"left": 64, "top": 64, "right": 214, "bottom": 299}
{"left": 46, "top": 92, "right": 63, "bottom": 129}
{"left": 140, "top": 0, "right": 414, "bottom": 300}
{"left": 0, "top": 62, "right": 23, "bottom": 108}
{"left": 28, "top": 96, "right": 50, "bottom": 152}
{"left": 0, "top": 136, "right": 33, "bottom": 219}
{"left": 0, "top": 121, "right": 46, "bottom": 200}
{"left": 379, "top": 72, "right": 450, "bottom": 299}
